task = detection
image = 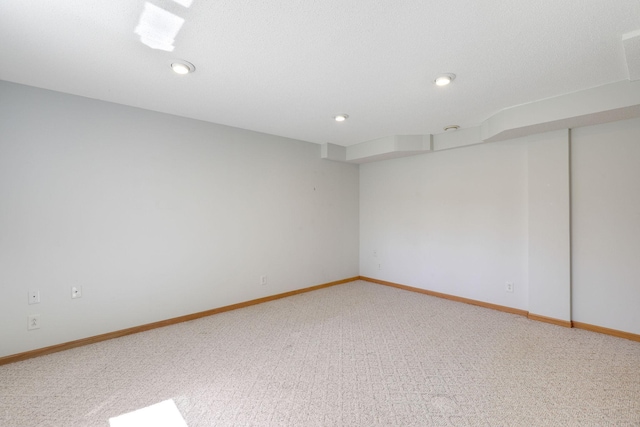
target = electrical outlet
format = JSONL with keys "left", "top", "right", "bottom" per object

{"left": 28, "top": 314, "right": 41, "bottom": 330}
{"left": 260, "top": 275, "right": 268, "bottom": 286}
{"left": 373, "top": 250, "right": 377, "bottom": 258}
{"left": 505, "top": 281, "right": 514, "bottom": 293}
{"left": 378, "top": 263, "right": 381, "bottom": 270}
{"left": 71, "top": 286, "right": 82, "bottom": 299}
{"left": 28, "top": 290, "right": 40, "bottom": 305}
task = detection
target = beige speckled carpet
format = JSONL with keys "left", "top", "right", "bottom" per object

{"left": 1, "top": 281, "right": 639, "bottom": 426}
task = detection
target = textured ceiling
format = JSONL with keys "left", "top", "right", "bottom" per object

{"left": 1, "top": 0, "right": 639, "bottom": 146}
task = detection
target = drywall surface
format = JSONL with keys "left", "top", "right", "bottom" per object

{"left": 527, "top": 131, "right": 571, "bottom": 321}
{"left": 571, "top": 118, "right": 640, "bottom": 334}
{"left": 360, "top": 141, "right": 529, "bottom": 309}
{"left": 0, "top": 81, "right": 359, "bottom": 357}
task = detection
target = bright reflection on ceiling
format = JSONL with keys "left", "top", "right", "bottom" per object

{"left": 134, "top": 2, "right": 185, "bottom": 52}
{"left": 109, "top": 399, "right": 188, "bottom": 427}
{"left": 172, "top": 0, "right": 194, "bottom": 7}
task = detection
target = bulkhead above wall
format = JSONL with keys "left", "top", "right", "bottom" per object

{"left": 322, "top": 79, "right": 640, "bottom": 164}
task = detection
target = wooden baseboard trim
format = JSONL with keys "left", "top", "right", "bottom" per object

{"left": 0, "top": 276, "right": 359, "bottom": 366}
{"left": 5, "top": 276, "right": 636, "bottom": 366}
{"left": 527, "top": 313, "right": 572, "bottom": 328}
{"left": 359, "top": 276, "right": 529, "bottom": 317}
{"left": 359, "top": 276, "right": 639, "bottom": 342}
{"left": 572, "top": 321, "right": 640, "bottom": 342}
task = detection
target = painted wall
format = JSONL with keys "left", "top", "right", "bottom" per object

{"left": 360, "top": 141, "right": 530, "bottom": 310}
{"left": 0, "top": 81, "right": 360, "bottom": 358}
{"left": 571, "top": 118, "right": 640, "bottom": 335}
{"left": 527, "top": 131, "right": 571, "bottom": 321}
{"left": 360, "top": 122, "right": 639, "bottom": 335}
{"left": 2, "top": 80, "right": 638, "bottom": 359}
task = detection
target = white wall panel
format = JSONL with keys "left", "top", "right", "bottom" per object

{"left": 571, "top": 118, "right": 640, "bottom": 334}
{"left": 0, "top": 81, "right": 360, "bottom": 357}
{"left": 527, "top": 130, "right": 571, "bottom": 321}
{"left": 360, "top": 141, "right": 529, "bottom": 309}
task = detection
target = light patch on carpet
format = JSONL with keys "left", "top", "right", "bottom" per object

{"left": 109, "top": 399, "right": 188, "bottom": 427}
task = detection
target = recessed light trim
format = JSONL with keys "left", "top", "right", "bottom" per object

{"left": 171, "top": 60, "right": 195, "bottom": 75}
{"left": 435, "top": 73, "right": 456, "bottom": 86}
{"left": 334, "top": 114, "right": 349, "bottom": 122}
{"left": 444, "top": 125, "right": 460, "bottom": 131}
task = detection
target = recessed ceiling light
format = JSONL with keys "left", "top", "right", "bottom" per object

{"left": 334, "top": 114, "right": 349, "bottom": 122}
{"left": 434, "top": 73, "right": 456, "bottom": 86}
{"left": 171, "top": 60, "right": 195, "bottom": 75}
{"left": 444, "top": 125, "right": 460, "bottom": 131}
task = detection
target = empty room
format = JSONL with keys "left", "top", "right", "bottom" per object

{"left": 1, "top": 0, "right": 639, "bottom": 425}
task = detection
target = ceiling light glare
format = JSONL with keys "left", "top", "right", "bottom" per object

{"left": 172, "top": 0, "right": 194, "bottom": 7}
{"left": 435, "top": 73, "right": 456, "bottom": 86}
{"left": 135, "top": 2, "right": 184, "bottom": 52}
{"left": 171, "top": 61, "right": 195, "bottom": 75}
{"left": 334, "top": 114, "right": 349, "bottom": 122}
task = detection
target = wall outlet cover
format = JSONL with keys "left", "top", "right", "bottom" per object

{"left": 28, "top": 290, "right": 40, "bottom": 305}
{"left": 28, "top": 314, "right": 41, "bottom": 330}
{"left": 71, "top": 286, "right": 82, "bottom": 299}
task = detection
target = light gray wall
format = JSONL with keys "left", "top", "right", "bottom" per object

{"left": 572, "top": 118, "right": 640, "bottom": 334}
{"left": 527, "top": 131, "right": 571, "bottom": 321}
{"left": 0, "top": 81, "right": 360, "bottom": 358}
{"left": 360, "top": 123, "right": 639, "bottom": 334}
{"left": 360, "top": 141, "right": 530, "bottom": 310}
{"left": 2, "top": 80, "right": 638, "bottom": 359}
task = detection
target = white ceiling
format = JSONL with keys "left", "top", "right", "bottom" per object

{"left": 1, "top": 0, "right": 639, "bottom": 146}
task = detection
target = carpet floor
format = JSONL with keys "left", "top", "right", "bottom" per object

{"left": 1, "top": 280, "right": 639, "bottom": 426}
